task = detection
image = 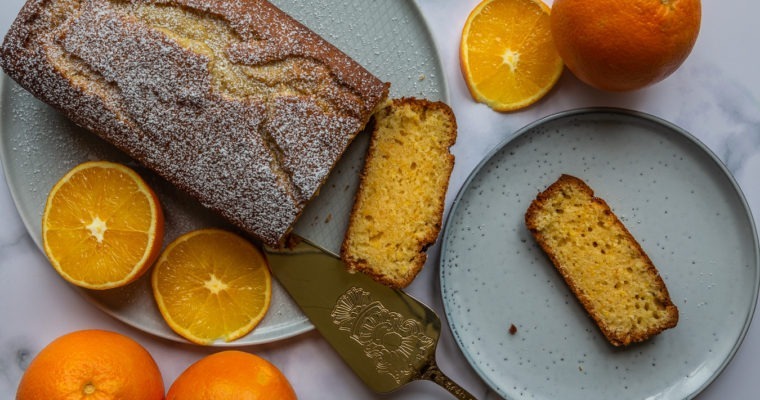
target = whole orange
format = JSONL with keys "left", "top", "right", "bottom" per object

{"left": 550, "top": 0, "right": 701, "bottom": 91}
{"left": 167, "top": 351, "right": 297, "bottom": 400}
{"left": 16, "top": 329, "right": 164, "bottom": 400}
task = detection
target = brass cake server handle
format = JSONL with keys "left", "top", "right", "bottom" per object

{"left": 265, "top": 241, "right": 478, "bottom": 400}
{"left": 419, "top": 360, "right": 477, "bottom": 399}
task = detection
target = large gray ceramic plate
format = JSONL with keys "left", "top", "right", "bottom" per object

{"left": 440, "top": 109, "right": 759, "bottom": 400}
{"left": 0, "top": 0, "right": 446, "bottom": 345}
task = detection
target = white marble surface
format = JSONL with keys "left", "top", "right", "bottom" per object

{"left": 1, "top": 0, "right": 759, "bottom": 399}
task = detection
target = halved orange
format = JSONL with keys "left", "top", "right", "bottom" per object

{"left": 151, "top": 229, "right": 272, "bottom": 345}
{"left": 42, "top": 161, "right": 164, "bottom": 290}
{"left": 460, "top": 0, "right": 564, "bottom": 111}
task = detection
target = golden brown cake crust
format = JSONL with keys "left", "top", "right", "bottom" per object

{"left": 341, "top": 98, "right": 457, "bottom": 288}
{"left": 1, "top": 0, "right": 389, "bottom": 247}
{"left": 525, "top": 174, "right": 678, "bottom": 346}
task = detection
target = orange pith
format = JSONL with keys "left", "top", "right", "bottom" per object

{"left": 16, "top": 330, "right": 164, "bottom": 400}
{"left": 550, "top": 0, "right": 701, "bottom": 91}
{"left": 42, "top": 161, "right": 164, "bottom": 290}
{"left": 167, "top": 350, "right": 297, "bottom": 400}
{"left": 151, "top": 229, "right": 272, "bottom": 345}
{"left": 460, "top": 0, "right": 563, "bottom": 111}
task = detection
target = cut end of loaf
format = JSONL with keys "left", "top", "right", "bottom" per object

{"left": 526, "top": 174, "right": 678, "bottom": 346}
{"left": 341, "top": 98, "right": 457, "bottom": 288}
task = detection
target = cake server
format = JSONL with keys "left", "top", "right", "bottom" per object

{"left": 265, "top": 241, "right": 477, "bottom": 400}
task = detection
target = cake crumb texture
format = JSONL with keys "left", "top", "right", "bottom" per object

{"left": 525, "top": 174, "right": 678, "bottom": 346}
{"left": 341, "top": 98, "right": 457, "bottom": 288}
{"left": 0, "top": 0, "right": 388, "bottom": 246}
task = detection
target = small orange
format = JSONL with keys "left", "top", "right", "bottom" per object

{"left": 16, "top": 329, "right": 164, "bottom": 400}
{"left": 42, "top": 161, "right": 164, "bottom": 290}
{"left": 460, "top": 0, "right": 563, "bottom": 111}
{"left": 551, "top": 0, "right": 701, "bottom": 91}
{"left": 151, "top": 229, "right": 272, "bottom": 345}
{"left": 167, "top": 350, "right": 297, "bottom": 400}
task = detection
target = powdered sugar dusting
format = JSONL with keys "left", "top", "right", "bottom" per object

{"left": 0, "top": 0, "right": 388, "bottom": 246}
{"left": 266, "top": 96, "right": 360, "bottom": 201}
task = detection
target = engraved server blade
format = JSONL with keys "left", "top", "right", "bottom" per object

{"left": 265, "top": 242, "right": 477, "bottom": 399}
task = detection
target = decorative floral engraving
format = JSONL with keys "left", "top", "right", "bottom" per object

{"left": 331, "top": 287, "right": 434, "bottom": 383}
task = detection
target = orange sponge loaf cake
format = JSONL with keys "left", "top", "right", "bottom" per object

{"left": 0, "top": 0, "right": 388, "bottom": 247}
{"left": 525, "top": 175, "right": 678, "bottom": 346}
{"left": 341, "top": 98, "right": 457, "bottom": 288}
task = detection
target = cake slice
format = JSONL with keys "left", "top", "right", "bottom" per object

{"left": 0, "top": 0, "right": 388, "bottom": 247}
{"left": 525, "top": 174, "right": 678, "bottom": 346}
{"left": 341, "top": 98, "right": 457, "bottom": 288}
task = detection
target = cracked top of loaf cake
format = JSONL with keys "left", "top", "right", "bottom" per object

{"left": 0, "top": 0, "right": 389, "bottom": 246}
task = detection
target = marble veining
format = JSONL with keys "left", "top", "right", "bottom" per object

{"left": 670, "top": 63, "right": 760, "bottom": 177}
{"left": 0, "top": 339, "right": 29, "bottom": 394}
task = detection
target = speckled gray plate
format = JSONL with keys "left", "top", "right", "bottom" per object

{"left": 440, "top": 108, "right": 759, "bottom": 400}
{"left": 0, "top": 0, "right": 446, "bottom": 346}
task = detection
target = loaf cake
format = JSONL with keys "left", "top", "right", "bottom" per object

{"left": 525, "top": 175, "right": 678, "bottom": 346}
{"left": 0, "top": 0, "right": 389, "bottom": 247}
{"left": 341, "top": 98, "right": 457, "bottom": 288}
